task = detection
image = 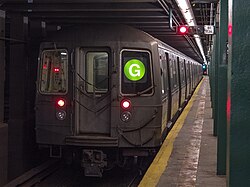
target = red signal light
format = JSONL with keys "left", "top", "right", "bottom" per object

{"left": 180, "top": 26, "right": 187, "bottom": 33}
{"left": 121, "top": 99, "right": 131, "bottom": 110}
{"left": 57, "top": 99, "right": 65, "bottom": 107}
{"left": 177, "top": 25, "right": 189, "bottom": 35}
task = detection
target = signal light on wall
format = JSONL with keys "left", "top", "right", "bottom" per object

{"left": 176, "top": 25, "right": 207, "bottom": 35}
{"left": 57, "top": 99, "right": 65, "bottom": 107}
{"left": 121, "top": 99, "right": 131, "bottom": 110}
{"left": 176, "top": 25, "right": 189, "bottom": 35}
{"left": 202, "top": 64, "right": 207, "bottom": 70}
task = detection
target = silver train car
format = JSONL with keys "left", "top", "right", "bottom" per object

{"left": 35, "top": 24, "right": 202, "bottom": 176}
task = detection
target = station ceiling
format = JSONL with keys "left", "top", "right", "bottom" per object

{"left": 0, "top": 0, "right": 218, "bottom": 63}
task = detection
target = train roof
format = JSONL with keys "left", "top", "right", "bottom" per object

{"left": 42, "top": 24, "right": 200, "bottom": 64}
{"left": 43, "top": 24, "right": 156, "bottom": 44}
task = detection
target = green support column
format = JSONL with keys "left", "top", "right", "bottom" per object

{"left": 217, "top": 0, "right": 228, "bottom": 175}
{"left": 210, "top": 35, "right": 216, "bottom": 111}
{"left": 227, "top": 0, "right": 250, "bottom": 186}
{"left": 213, "top": 24, "right": 219, "bottom": 136}
{"left": 7, "top": 13, "right": 37, "bottom": 180}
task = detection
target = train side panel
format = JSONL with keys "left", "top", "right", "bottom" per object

{"left": 178, "top": 57, "right": 186, "bottom": 108}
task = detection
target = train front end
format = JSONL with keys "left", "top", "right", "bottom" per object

{"left": 35, "top": 25, "right": 163, "bottom": 177}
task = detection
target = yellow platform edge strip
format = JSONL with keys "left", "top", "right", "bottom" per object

{"left": 139, "top": 79, "right": 204, "bottom": 187}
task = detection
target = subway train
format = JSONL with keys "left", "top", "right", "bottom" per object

{"left": 35, "top": 24, "right": 203, "bottom": 177}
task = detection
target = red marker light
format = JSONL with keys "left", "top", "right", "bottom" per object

{"left": 57, "top": 99, "right": 65, "bottom": 107}
{"left": 121, "top": 99, "right": 131, "bottom": 110}
{"left": 54, "top": 68, "right": 60, "bottom": 72}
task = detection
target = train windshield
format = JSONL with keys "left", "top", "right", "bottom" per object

{"left": 85, "top": 52, "right": 109, "bottom": 93}
{"left": 39, "top": 49, "right": 68, "bottom": 94}
{"left": 121, "top": 50, "right": 153, "bottom": 95}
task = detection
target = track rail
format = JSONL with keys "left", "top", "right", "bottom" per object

{"left": 5, "top": 159, "right": 60, "bottom": 187}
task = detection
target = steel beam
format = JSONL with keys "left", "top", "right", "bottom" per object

{"left": 43, "top": 20, "right": 170, "bottom": 25}
{"left": 0, "top": 123, "right": 8, "bottom": 186}
{"left": 4, "top": 0, "right": 158, "bottom": 2}
{"left": 191, "top": 0, "right": 218, "bottom": 3}
{"left": 26, "top": 12, "right": 167, "bottom": 18}
{"left": 23, "top": 12, "right": 168, "bottom": 19}
{"left": 0, "top": 10, "right": 5, "bottom": 123}
{"left": 8, "top": 13, "right": 30, "bottom": 180}
{"left": 1, "top": 2, "right": 162, "bottom": 12}
{"left": 0, "top": 10, "right": 8, "bottom": 187}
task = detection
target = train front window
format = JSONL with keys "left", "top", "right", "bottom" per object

{"left": 121, "top": 50, "right": 153, "bottom": 95}
{"left": 39, "top": 49, "right": 68, "bottom": 94}
{"left": 86, "top": 52, "right": 109, "bottom": 93}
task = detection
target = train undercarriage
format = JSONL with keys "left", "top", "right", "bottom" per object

{"left": 47, "top": 145, "right": 157, "bottom": 177}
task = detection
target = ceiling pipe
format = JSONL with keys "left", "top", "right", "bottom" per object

{"left": 207, "top": 3, "right": 214, "bottom": 59}
{"left": 210, "top": 3, "right": 214, "bottom": 24}
{"left": 174, "top": 0, "right": 207, "bottom": 63}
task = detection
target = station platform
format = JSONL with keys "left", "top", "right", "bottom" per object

{"left": 139, "top": 77, "right": 226, "bottom": 187}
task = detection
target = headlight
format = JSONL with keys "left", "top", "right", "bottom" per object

{"left": 121, "top": 111, "right": 132, "bottom": 122}
{"left": 56, "top": 110, "right": 66, "bottom": 120}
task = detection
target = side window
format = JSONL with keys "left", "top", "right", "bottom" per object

{"left": 165, "top": 52, "right": 171, "bottom": 93}
{"left": 180, "top": 59, "right": 185, "bottom": 86}
{"left": 40, "top": 49, "right": 68, "bottom": 94}
{"left": 86, "top": 52, "right": 109, "bottom": 93}
{"left": 121, "top": 50, "right": 152, "bottom": 95}
{"left": 186, "top": 61, "right": 190, "bottom": 83}
{"left": 159, "top": 49, "right": 167, "bottom": 95}
{"left": 169, "top": 55, "right": 174, "bottom": 90}
{"left": 161, "top": 51, "right": 169, "bottom": 96}
{"left": 173, "top": 57, "right": 178, "bottom": 89}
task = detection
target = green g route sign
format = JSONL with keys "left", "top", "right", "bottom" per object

{"left": 124, "top": 59, "right": 146, "bottom": 81}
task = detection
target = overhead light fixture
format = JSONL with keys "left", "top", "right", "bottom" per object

{"left": 175, "top": 0, "right": 207, "bottom": 64}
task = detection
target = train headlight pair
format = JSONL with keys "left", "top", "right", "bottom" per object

{"left": 56, "top": 110, "right": 66, "bottom": 120}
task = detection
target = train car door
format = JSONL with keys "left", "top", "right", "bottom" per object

{"left": 178, "top": 57, "right": 186, "bottom": 107}
{"left": 177, "top": 57, "right": 181, "bottom": 108}
{"left": 183, "top": 59, "right": 188, "bottom": 99}
{"left": 190, "top": 62, "right": 194, "bottom": 92}
{"left": 185, "top": 60, "right": 190, "bottom": 97}
{"left": 75, "top": 48, "right": 111, "bottom": 135}
{"left": 165, "top": 52, "right": 171, "bottom": 123}
{"left": 159, "top": 49, "right": 171, "bottom": 131}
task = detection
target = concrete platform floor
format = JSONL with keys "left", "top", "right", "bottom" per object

{"left": 140, "top": 77, "right": 226, "bottom": 187}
